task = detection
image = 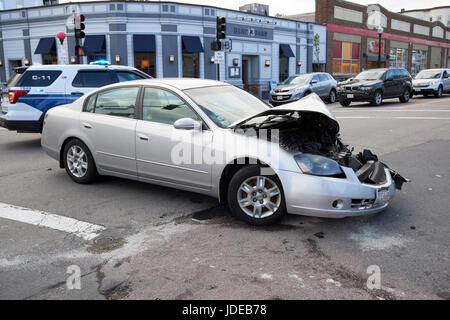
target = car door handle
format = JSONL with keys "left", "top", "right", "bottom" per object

{"left": 82, "top": 122, "right": 92, "bottom": 129}
{"left": 137, "top": 133, "right": 149, "bottom": 141}
{"left": 71, "top": 92, "right": 84, "bottom": 95}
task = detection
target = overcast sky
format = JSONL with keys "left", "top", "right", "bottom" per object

{"left": 61, "top": 0, "right": 449, "bottom": 15}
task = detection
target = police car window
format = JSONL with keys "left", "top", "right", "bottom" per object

{"left": 116, "top": 71, "right": 145, "bottom": 82}
{"left": 72, "top": 71, "right": 112, "bottom": 88}
{"left": 94, "top": 87, "right": 139, "bottom": 118}
{"left": 16, "top": 70, "right": 62, "bottom": 87}
{"left": 142, "top": 87, "right": 198, "bottom": 125}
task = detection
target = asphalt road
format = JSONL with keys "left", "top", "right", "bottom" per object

{"left": 0, "top": 95, "right": 449, "bottom": 300}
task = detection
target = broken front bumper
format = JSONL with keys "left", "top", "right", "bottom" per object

{"left": 277, "top": 166, "right": 396, "bottom": 218}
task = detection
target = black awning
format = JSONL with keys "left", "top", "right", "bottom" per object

{"left": 280, "top": 44, "right": 295, "bottom": 57}
{"left": 83, "top": 35, "right": 106, "bottom": 53}
{"left": 34, "top": 37, "right": 56, "bottom": 54}
{"left": 182, "top": 36, "right": 204, "bottom": 53}
{"left": 133, "top": 35, "right": 156, "bottom": 52}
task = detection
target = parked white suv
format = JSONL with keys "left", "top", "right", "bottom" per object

{"left": 412, "top": 69, "right": 450, "bottom": 98}
{"left": 0, "top": 64, "right": 150, "bottom": 133}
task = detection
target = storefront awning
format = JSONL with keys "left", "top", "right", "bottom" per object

{"left": 133, "top": 35, "right": 156, "bottom": 53}
{"left": 83, "top": 35, "right": 106, "bottom": 53}
{"left": 34, "top": 37, "right": 56, "bottom": 54}
{"left": 280, "top": 44, "right": 295, "bottom": 57}
{"left": 182, "top": 36, "right": 204, "bottom": 53}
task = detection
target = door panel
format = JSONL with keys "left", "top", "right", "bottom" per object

{"left": 136, "top": 121, "right": 212, "bottom": 190}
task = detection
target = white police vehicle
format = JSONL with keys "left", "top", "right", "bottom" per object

{"left": 0, "top": 63, "right": 150, "bottom": 133}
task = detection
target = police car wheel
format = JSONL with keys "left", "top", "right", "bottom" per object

{"left": 63, "top": 139, "right": 98, "bottom": 184}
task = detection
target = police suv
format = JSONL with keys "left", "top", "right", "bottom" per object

{"left": 0, "top": 64, "right": 150, "bottom": 133}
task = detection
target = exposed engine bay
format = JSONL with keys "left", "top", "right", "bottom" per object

{"left": 235, "top": 110, "right": 409, "bottom": 190}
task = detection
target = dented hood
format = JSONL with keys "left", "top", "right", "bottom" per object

{"left": 231, "top": 93, "right": 339, "bottom": 133}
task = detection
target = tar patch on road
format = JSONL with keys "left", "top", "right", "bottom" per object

{"left": 87, "top": 236, "right": 127, "bottom": 254}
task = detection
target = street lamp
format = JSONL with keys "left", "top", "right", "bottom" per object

{"left": 377, "top": 26, "right": 383, "bottom": 68}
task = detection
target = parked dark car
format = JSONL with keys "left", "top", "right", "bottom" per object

{"left": 336, "top": 68, "right": 412, "bottom": 107}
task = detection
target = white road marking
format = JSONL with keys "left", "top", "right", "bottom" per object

{"left": 0, "top": 202, "right": 105, "bottom": 241}
{"left": 337, "top": 116, "right": 450, "bottom": 120}
{"left": 333, "top": 109, "right": 450, "bottom": 113}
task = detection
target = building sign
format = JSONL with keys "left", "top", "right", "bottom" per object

{"left": 228, "top": 23, "right": 273, "bottom": 40}
{"left": 367, "top": 40, "right": 384, "bottom": 55}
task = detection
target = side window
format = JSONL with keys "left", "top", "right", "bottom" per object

{"left": 442, "top": 71, "right": 447, "bottom": 78}
{"left": 16, "top": 70, "right": 62, "bottom": 87}
{"left": 311, "top": 75, "right": 320, "bottom": 83}
{"left": 116, "top": 71, "right": 146, "bottom": 82}
{"left": 318, "top": 74, "right": 328, "bottom": 82}
{"left": 85, "top": 94, "right": 96, "bottom": 113}
{"left": 142, "top": 88, "right": 198, "bottom": 125}
{"left": 72, "top": 71, "right": 113, "bottom": 88}
{"left": 386, "top": 70, "right": 394, "bottom": 80}
{"left": 94, "top": 87, "right": 139, "bottom": 118}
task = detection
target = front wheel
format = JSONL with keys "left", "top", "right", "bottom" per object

{"left": 371, "top": 90, "right": 383, "bottom": 106}
{"left": 227, "top": 165, "right": 286, "bottom": 226}
{"left": 339, "top": 100, "right": 351, "bottom": 107}
{"left": 399, "top": 88, "right": 410, "bottom": 103}
{"left": 63, "top": 139, "right": 98, "bottom": 184}
{"left": 434, "top": 86, "right": 443, "bottom": 98}
{"left": 328, "top": 89, "right": 337, "bottom": 103}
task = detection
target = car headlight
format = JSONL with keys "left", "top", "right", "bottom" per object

{"left": 295, "top": 154, "right": 344, "bottom": 177}
{"left": 360, "top": 86, "right": 372, "bottom": 91}
{"left": 290, "top": 88, "right": 304, "bottom": 96}
{"left": 430, "top": 80, "right": 437, "bottom": 85}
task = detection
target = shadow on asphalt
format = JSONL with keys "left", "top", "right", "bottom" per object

{"left": 0, "top": 136, "right": 41, "bottom": 150}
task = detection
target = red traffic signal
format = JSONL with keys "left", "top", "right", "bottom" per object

{"left": 75, "top": 45, "right": 84, "bottom": 56}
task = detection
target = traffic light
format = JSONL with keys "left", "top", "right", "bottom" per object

{"left": 216, "top": 16, "right": 226, "bottom": 41}
{"left": 74, "top": 14, "right": 85, "bottom": 40}
{"left": 75, "top": 45, "right": 84, "bottom": 57}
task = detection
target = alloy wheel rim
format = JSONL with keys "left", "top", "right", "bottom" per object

{"left": 376, "top": 92, "right": 382, "bottom": 104}
{"left": 237, "top": 176, "right": 281, "bottom": 219}
{"left": 404, "top": 90, "right": 409, "bottom": 100}
{"left": 67, "top": 145, "right": 88, "bottom": 178}
{"left": 330, "top": 91, "right": 336, "bottom": 103}
{"left": 438, "top": 87, "right": 442, "bottom": 96}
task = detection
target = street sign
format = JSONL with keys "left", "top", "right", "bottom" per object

{"left": 214, "top": 51, "right": 225, "bottom": 64}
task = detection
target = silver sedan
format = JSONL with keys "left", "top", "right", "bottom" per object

{"left": 41, "top": 79, "right": 407, "bottom": 225}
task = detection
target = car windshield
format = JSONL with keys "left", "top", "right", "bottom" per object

{"left": 184, "top": 85, "right": 269, "bottom": 128}
{"left": 414, "top": 70, "right": 441, "bottom": 79}
{"left": 354, "top": 70, "right": 385, "bottom": 80}
{"left": 281, "top": 75, "right": 311, "bottom": 85}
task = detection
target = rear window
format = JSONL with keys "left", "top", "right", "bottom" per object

{"left": 15, "top": 70, "right": 62, "bottom": 87}
{"left": 72, "top": 71, "right": 113, "bottom": 88}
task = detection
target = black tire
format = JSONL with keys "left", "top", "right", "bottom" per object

{"left": 370, "top": 90, "right": 383, "bottom": 106}
{"left": 63, "top": 139, "right": 98, "bottom": 184}
{"left": 339, "top": 100, "right": 351, "bottom": 107}
{"left": 422, "top": 93, "right": 428, "bottom": 97}
{"left": 303, "top": 91, "right": 312, "bottom": 97}
{"left": 434, "top": 86, "right": 443, "bottom": 98}
{"left": 399, "top": 88, "right": 411, "bottom": 103}
{"left": 227, "top": 165, "right": 286, "bottom": 226}
{"left": 328, "top": 89, "right": 337, "bottom": 103}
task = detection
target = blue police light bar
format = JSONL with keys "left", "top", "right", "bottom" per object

{"left": 89, "top": 59, "right": 110, "bottom": 65}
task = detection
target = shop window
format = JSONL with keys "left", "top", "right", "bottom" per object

{"left": 182, "top": 53, "right": 200, "bottom": 78}
{"left": 389, "top": 47, "right": 408, "bottom": 69}
{"left": 332, "top": 41, "right": 360, "bottom": 75}
{"left": 42, "top": 53, "right": 57, "bottom": 65}
{"left": 411, "top": 49, "right": 427, "bottom": 75}
{"left": 134, "top": 52, "right": 156, "bottom": 78}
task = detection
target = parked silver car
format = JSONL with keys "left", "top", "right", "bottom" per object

{"left": 41, "top": 79, "right": 407, "bottom": 225}
{"left": 412, "top": 69, "right": 450, "bottom": 98}
{"left": 270, "top": 73, "right": 337, "bottom": 106}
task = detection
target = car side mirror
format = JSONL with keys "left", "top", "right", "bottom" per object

{"left": 385, "top": 77, "right": 393, "bottom": 82}
{"left": 174, "top": 118, "right": 202, "bottom": 131}
{"left": 311, "top": 80, "right": 318, "bottom": 84}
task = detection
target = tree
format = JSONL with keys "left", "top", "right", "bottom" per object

{"left": 313, "top": 33, "right": 321, "bottom": 71}
{"left": 274, "top": 13, "right": 284, "bottom": 17}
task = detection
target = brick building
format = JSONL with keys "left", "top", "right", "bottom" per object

{"left": 314, "top": 0, "right": 450, "bottom": 79}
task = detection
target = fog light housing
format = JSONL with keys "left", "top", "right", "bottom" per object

{"left": 332, "top": 200, "right": 344, "bottom": 209}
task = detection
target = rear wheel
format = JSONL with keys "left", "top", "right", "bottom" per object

{"left": 328, "top": 89, "right": 337, "bottom": 103}
{"left": 63, "top": 139, "right": 98, "bottom": 184}
{"left": 339, "top": 100, "right": 351, "bottom": 107}
{"left": 399, "top": 88, "right": 410, "bottom": 103}
{"left": 227, "top": 165, "right": 286, "bottom": 226}
{"left": 434, "top": 86, "right": 443, "bottom": 98}
{"left": 371, "top": 90, "right": 383, "bottom": 106}
{"left": 422, "top": 93, "right": 428, "bottom": 97}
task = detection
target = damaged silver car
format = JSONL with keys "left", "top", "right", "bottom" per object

{"left": 41, "top": 79, "right": 408, "bottom": 225}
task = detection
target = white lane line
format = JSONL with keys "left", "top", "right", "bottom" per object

{"left": 333, "top": 110, "right": 450, "bottom": 113}
{"left": 0, "top": 202, "right": 105, "bottom": 241}
{"left": 337, "top": 116, "right": 450, "bottom": 120}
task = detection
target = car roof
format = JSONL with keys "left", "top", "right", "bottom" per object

{"left": 25, "top": 64, "right": 139, "bottom": 71}
{"left": 99, "top": 78, "right": 230, "bottom": 91}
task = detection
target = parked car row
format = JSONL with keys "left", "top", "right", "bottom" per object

{"left": 269, "top": 68, "right": 450, "bottom": 108}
